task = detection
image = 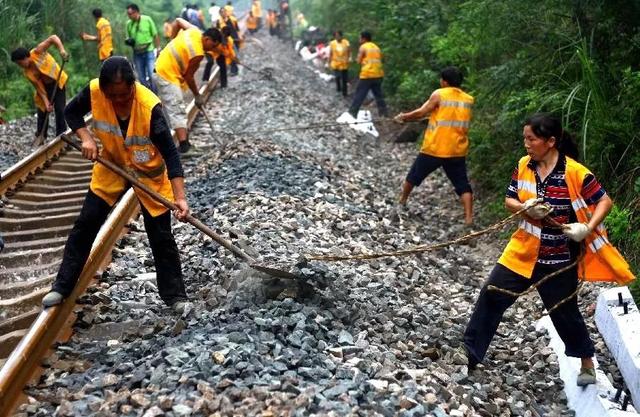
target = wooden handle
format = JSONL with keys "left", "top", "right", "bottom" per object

{"left": 61, "top": 134, "right": 253, "bottom": 262}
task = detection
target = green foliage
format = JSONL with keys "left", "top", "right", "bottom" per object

{"left": 295, "top": 0, "right": 640, "bottom": 301}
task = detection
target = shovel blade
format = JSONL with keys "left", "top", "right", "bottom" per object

{"left": 250, "top": 262, "right": 299, "bottom": 280}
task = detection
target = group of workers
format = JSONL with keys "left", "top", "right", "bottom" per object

{"left": 6, "top": 1, "right": 636, "bottom": 390}
{"left": 8, "top": 1, "right": 258, "bottom": 313}
{"left": 322, "top": 26, "right": 635, "bottom": 387}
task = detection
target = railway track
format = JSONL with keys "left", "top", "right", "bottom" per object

{"left": 0, "top": 65, "right": 221, "bottom": 415}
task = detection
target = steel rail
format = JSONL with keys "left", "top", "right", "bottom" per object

{"left": 0, "top": 64, "right": 221, "bottom": 417}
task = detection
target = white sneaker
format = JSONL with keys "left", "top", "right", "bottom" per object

{"left": 42, "top": 291, "right": 64, "bottom": 307}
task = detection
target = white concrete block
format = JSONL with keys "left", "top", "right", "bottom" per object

{"left": 536, "top": 316, "right": 637, "bottom": 417}
{"left": 595, "top": 286, "right": 640, "bottom": 408}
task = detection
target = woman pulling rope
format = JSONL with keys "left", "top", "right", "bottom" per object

{"left": 460, "top": 113, "right": 635, "bottom": 386}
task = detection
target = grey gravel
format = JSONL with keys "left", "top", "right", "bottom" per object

{"left": 16, "top": 28, "right": 632, "bottom": 417}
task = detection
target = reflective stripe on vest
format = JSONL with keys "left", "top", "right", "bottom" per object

{"left": 497, "top": 155, "right": 635, "bottom": 285}
{"left": 88, "top": 79, "right": 174, "bottom": 216}
{"left": 518, "top": 219, "right": 541, "bottom": 238}
{"left": 125, "top": 135, "right": 154, "bottom": 147}
{"left": 93, "top": 120, "right": 121, "bottom": 136}
{"left": 420, "top": 87, "right": 474, "bottom": 157}
{"left": 359, "top": 42, "right": 383, "bottom": 79}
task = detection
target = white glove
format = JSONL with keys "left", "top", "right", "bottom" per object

{"left": 522, "top": 198, "right": 552, "bottom": 220}
{"left": 562, "top": 222, "right": 591, "bottom": 242}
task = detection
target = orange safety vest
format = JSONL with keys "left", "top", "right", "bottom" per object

{"left": 89, "top": 79, "right": 174, "bottom": 216}
{"left": 247, "top": 15, "right": 258, "bottom": 30}
{"left": 224, "top": 37, "right": 236, "bottom": 65}
{"left": 96, "top": 17, "right": 113, "bottom": 60}
{"left": 252, "top": 1, "right": 262, "bottom": 17}
{"left": 330, "top": 39, "right": 350, "bottom": 71}
{"left": 498, "top": 155, "right": 635, "bottom": 285}
{"left": 24, "top": 49, "right": 68, "bottom": 111}
{"left": 267, "top": 13, "right": 277, "bottom": 28}
{"left": 359, "top": 41, "right": 383, "bottom": 79}
{"left": 155, "top": 27, "right": 204, "bottom": 89}
{"left": 420, "top": 87, "right": 474, "bottom": 158}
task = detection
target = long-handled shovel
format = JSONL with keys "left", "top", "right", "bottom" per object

{"left": 61, "top": 134, "right": 298, "bottom": 280}
{"left": 194, "top": 103, "right": 226, "bottom": 148}
{"left": 34, "top": 59, "right": 67, "bottom": 146}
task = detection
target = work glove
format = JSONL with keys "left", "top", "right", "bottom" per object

{"left": 393, "top": 113, "right": 405, "bottom": 124}
{"left": 522, "top": 197, "right": 552, "bottom": 220}
{"left": 562, "top": 222, "right": 591, "bottom": 242}
{"left": 194, "top": 94, "right": 206, "bottom": 109}
{"left": 61, "top": 50, "right": 70, "bottom": 62}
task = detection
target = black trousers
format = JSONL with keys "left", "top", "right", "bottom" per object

{"left": 348, "top": 77, "right": 388, "bottom": 117}
{"left": 334, "top": 69, "right": 348, "bottom": 96}
{"left": 52, "top": 189, "right": 187, "bottom": 305}
{"left": 463, "top": 263, "right": 595, "bottom": 364}
{"left": 204, "top": 55, "right": 227, "bottom": 88}
{"left": 36, "top": 83, "right": 66, "bottom": 138}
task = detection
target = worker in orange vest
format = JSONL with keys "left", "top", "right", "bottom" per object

{"left": 348, "top": 31, "right": 387, "bottom": 117}
{"left": 251, "top": 0, "right": 263, "bottom": 27}
{"left": 42, "top": 57, "right": 192, "bottom": 313}
{"left": 11, "top": 35, "right": 69, "bottom": 144}
{"left": 395, "top": 67, "right": 474, "bottom": 225}
{"left": 246, "top": 11, "right": 259, "bottom": 34}
{"left": 153, "top": 18, "right": 223, "bottom": 153}
{"left": 460, "top": 113, "right": 635, "bottom": 386}
{"left": 80, "top": 9, "right": 114, "bottom": 62}
{"left": 329, "top": 30, "right": 351, "bottom": 97}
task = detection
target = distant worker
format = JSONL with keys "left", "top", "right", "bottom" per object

{"left": 81, "top": 9, "right": 113, "bottom": 62}
{"left": 209, "top": 1, "right": 221, "bottom": 27}
{"left": 395, "top": 67, "right": 474, "bottom": 225}
{"left": 460, "top": 113, "right": 635, "bottom": 387}
{"left": 154, "top": 18, "right": 223, "bottom": 153}
{"left": 224, "top": 1, "right": 234, "bottom": 16}
{"left": 185, "top": 4, "right": 205, "bottom": 29}
{"left": 125, "top": 3, "right": 161, "bottom": 91}
{"left": 203, "top": 29, "right": 233, "bottom": 87}
{"left": 221, "top": 26, "right": 239, "bottom": 76}
{"left": 329, "top": 30, "right": 351, "bottom": 97}
{"left": 267, "top": 9, "right": 278, "bottom": 36}
{"left": 246, "top": 11, "right": 259, "bottom": 34}
{"left": 251, "top": 0, "right": 263, "bottom": 27}
{"left": 10, "top": 35, "right": 69, "bottom": 143}
{"left": 41, "top": 57, "right": 191, "bottom": 313}
{"left": 347, "top": 31, "right": 387, "bottom": 118}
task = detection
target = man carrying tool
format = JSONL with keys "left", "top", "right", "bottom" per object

{"left": 42, "top": 56, "right": 190, "bottom": 313}
{"left": 154, "top": 18, "right": 223, "bottom": 153}
{"left": 395, "top": 66, "right": 474, "bottom": 226}
{"left": 81, "top": 9, "right": 114, "bottom": 62}
{"left": 329, "top": 30, "right": 351, "bottom": 97}
{"left": 347, "top": 31, "right": 388, "bottom": 118}
{"left": 126, "top": 3, "right": 161, "bottom": 91}
{"left": 11, "top": 35, "right": 69, "bottom": 145}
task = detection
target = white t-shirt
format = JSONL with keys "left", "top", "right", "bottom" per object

{"left": 209, "top": 6, "right": 221, "bottom": 24}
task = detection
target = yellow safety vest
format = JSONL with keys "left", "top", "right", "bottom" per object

{"left": 96, "top": 17, "right": 113, "bottom": 60}
{"left": 498, "top": 155, "right": 635, "bottom": 285}
{"left": 24, "top": 49, "right": 68, "bottom": 111}
{"left": 252, "top": 1, "right": 262, "bottom": 17}
{"left": 89, "top": 79, "right": 174, "bottom": 217}
{"left": 330, "top": 39, "right": 350, "bottom": 71}
{"left": 155, "top": 28, "right": 204, "bottom": 89}
{"left": 247, "top": 15, "right": 258, "bottom": 30}
{"left": 420, "top": 87, "right": 474, "bottom": 158}
{"left": 224, "top": 37, "right": 236, "bottom": 65}
{"left": 359, "top": 42, "right": 383, "bottom": 79}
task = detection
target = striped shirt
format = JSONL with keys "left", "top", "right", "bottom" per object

{"left": 506, "top": 156, "right": 606, "bottom": 266}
